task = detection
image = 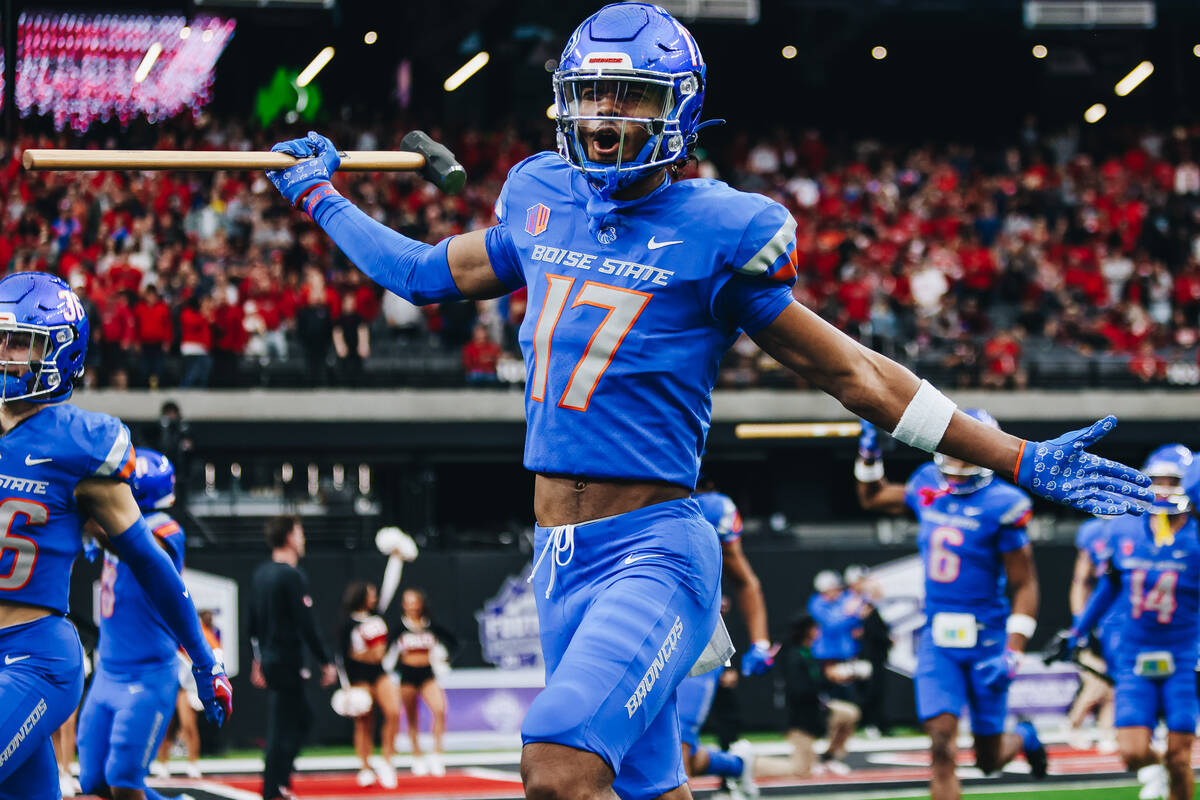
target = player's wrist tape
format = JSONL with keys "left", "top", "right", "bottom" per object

{"left": 854, "top": 458, "right": 885, "bottom": 483}
{"left": 296, "top": 180, "right": 340, "bottom": 216}
{"left": 891, "top": 380, "right": 956, "bottom": 453}
{"left": 753, "top": 640, "right": 771, "bottom": 650}
{"left": 110, "top": 516, "right": 215, "bottom": 668}
{"left": 1006, "top": 613, "right": 1037, "bottom": 639}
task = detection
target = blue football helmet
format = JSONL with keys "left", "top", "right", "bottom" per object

{"left": 0, "top": 272, "right": 88, "bottom": 403}
{"left": 933, "top": 408, "right": 999, "bottom": 494}
{"left": 553, "top": 3, "right": 709, "bottom": 198}
{"left": 1142, "top": 443, "right": 1193, "bottom": 514}
{"left": 131, "top": 448, "right": 176, "bottom": 511}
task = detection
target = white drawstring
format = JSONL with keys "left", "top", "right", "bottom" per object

{"left": 527, "top": 524, "right": 576, "bottom": 599}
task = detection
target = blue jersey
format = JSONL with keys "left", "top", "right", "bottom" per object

{"left": 808, "top": 590, "right": 864, "bottom": 661}
{"left": 905, "top": 463, "right": 1032, "bottom": 629}
{"left": 1106, "top": 513, "right": 1200, "bottom": 654}
{"left": 488, "top": 153, "right": 797, "bottom": 489}
{"left": 0, "top": 403, "right": 134, "bottom": 614}
{"left": 1075, "top": 517, "right": 1126, "bottom": 642}
{"left": 97, "top": 511, "right": 185, "bottom": 675}
{"left": 693, "top": 491, "right": 742, "bottom": 543}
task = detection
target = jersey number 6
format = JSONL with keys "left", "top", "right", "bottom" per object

{"left": 531, "top": 274, "right": 651, "bottom": 411}
{"left": 0, "top": 498, "right": 44, "bottom": 590}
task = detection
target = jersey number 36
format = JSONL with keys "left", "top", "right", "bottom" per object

{"left": 0, "top": 498, "right": 44, "bottom": 590}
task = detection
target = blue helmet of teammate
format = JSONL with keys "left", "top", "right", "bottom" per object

{"left": 1142, "top": 443, "right": 1193, "bottom": 515}
{"left": 0, "top": 272, "right": 88, "bottom": 404}
{"left": 933, "top": 408, "right": 999, "bottom": 495}
{"left": 553, "top": 3, "right": 709, "bottom": 198}
{"left": 131, "top": 448, "right": 176, "bottom": 511}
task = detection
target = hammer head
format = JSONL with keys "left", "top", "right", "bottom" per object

{"left": 400, "top": 130, "right": 467, "bottom": 195}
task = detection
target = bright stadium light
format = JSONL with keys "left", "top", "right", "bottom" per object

{"left": 1032, "top": 44, "right": 1048, "bottom": 59}
{"left": 1114, "top": 60, "right": 1153, "bottom": 96}
{"left": 444, "top": 51, "right": 489, "bottom": 92}
{"left": 781, "top": 45, "right": 797, "bottom": 59}
{"left": 296, "top": 46, "right": 335, "bottom": 88}
{"left": 1194, "top": 44, "right": 1200, "bottom": 57}
{"left": 546, "top": 103, "right": 557, "bottom": 119}
{"left": 1084, "top": 103, "right": 1107, "bottom": 123}
{"left": 134, "top": 42, "right": 163, "bottom": 83}
{"left": 871, "top": 45, "right": 887, "bottom": 60}
{"left": 179, "top": 26, "right": 191, "bottom": 39}
{"left": 364, "top": 31, "right": 377, "bottom": 45}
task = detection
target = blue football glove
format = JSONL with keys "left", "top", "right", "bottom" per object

{"left": 193, "top": 661, "right": 234, "bottom": 726}
{"left": 858, "top": 419, "right": 881, "bottom": 461}
{"left": 1015, "top": 415, "right": 1152, "bottom": 516}
{"left": 266, "top": 131, "right": 341, "bottom": 207}
{"left": 974, "top": 648, "right": 1023, "bottom": 691}
{"left": 82, "top": 538, "right": 100, "bottom": 562}
{"left": 741, "top": 641, "right": 778, "bottom": 676}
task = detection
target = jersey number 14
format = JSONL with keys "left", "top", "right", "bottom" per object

{"left": 531, "top": 275, "right": 651, "bottom": 411}
{"left": 1130, "top": 569, "right": 1178, "bottom": 624}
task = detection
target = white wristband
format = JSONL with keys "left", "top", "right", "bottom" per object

{"left": 854, "top": 458, "right": 885, "bottom": 483}
{"left": 1006, "top": 614, "right": 1037, "bottom": 639}
{"left": 891, "top": 380, "right": 956, "bottom": 453}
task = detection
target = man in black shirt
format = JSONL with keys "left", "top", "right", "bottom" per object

{"left": 249, "top": 515, "right": 336, "bottom": 800}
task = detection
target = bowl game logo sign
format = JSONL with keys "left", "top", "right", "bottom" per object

{"left": 476, "top": 569, "right": 543, "bottom": 669}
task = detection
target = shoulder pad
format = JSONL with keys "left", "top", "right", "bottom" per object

{"left": 730, "top": 197, "right": 798, "bottom": 284}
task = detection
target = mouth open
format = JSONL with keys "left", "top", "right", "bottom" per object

{"left": 589, "top": 127, "right": 624, "bottom": 162}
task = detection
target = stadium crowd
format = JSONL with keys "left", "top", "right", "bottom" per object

{"left": 6, "top": 117, "right": 1200, "bottom": 389}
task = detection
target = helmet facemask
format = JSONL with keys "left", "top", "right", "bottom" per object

{"left": 554, "top": 67, "right": 700, "bottom": 198}
{"left": 0, "top": 319, "right": 73, "bottom": 403}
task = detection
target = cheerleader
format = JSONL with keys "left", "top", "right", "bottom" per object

{"left": 340, "top": 582, "right": 401, "bottom": 788}
{"left": 392, "top": 589, "right": 458, "bottom": 777}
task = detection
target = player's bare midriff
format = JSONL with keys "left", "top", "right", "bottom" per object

{"left": 0, "top": 600, "right": 51, "bottom": 629}
{"left": 534, "top": 473, "right": 689, "bottom": 527}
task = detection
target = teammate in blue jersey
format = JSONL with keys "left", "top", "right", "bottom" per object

{"left": 854, "top": 411, "right": 1045, "bottom": 800}
{"left": 0, "top": 271, "right": 231, "bottom": 800}
{"left": 77, "top": 448, "right": 188, "bottom": 800}
{"left": 1064, "top": 515, "right": 1118, "bottom": 750}
{"left": 265, "top": 4, "right": 1150, "bottom": 796}
{"left": 1057, "top": 445, "right": 1200, "bottom": 800}
{"left": 676, "top": 480, "right": 771, "bottom": 795}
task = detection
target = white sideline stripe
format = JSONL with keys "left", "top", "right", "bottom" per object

{"left": 145, "top": 778, "right": 263, "bottom": 800}
{"left": 462, "top": 767, "right": 524, "bottom": 783}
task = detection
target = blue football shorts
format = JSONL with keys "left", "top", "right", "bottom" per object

{"left": 0, "top": 614, "right": 85, "bottom": 800}
{"left": 522, "top": 497, "right": 722, "bottom": 800}
{"left": 914, "top": 625, "right": 1009, "bottom": 736}
{"left": 77, "top": 660, "right": 179, "bottom": 792}
{"left": 1112, "top": 648, "right": 1199, "bottom": 733}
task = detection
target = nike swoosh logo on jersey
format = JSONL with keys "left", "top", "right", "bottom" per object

{"left": 4, "top": 654, "right": 30, "bottom": 665}
{"left": 24, "top": 455, "right": 52, "bottom": 466}
{"left": 647, "top": 237, "right": 684, "bottom": 250}
{"left": 623, "top": 553, "right": 659, "bottom": 565}
{"left": 128, "top": 684, "right": 144, "bottom": 694}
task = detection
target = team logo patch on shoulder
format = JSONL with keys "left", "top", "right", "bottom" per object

{"left": 525, "top": 203, "right": 551, "bottom": 237}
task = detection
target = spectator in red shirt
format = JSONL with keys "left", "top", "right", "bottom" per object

{"left": 212, "top": 292, "right": 248, "bottom": 388}
{"left": 179, "top": 293, "right": 214, "bottom": 388}
{"left": 99, "top": 290, "right": 137, "bottom": 388}
{"left": 1129, "top": 341, "right": 1164, "bottom": 384}
{"left": 462, "top": 324, "right": 502, "bottom": 384}
{"left": 133, "top": 284, "right": 172, "bottom": 389}
{"left": 981, "top": 328, "right": 1027, "bottom": 390}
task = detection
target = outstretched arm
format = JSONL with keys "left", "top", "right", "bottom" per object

{"left": 753, "top": 302, "right": 1151, "bottom": 515}
{"left": 721, "top": 537, "right": 768, "bottom": 643}
{"left": 854, "top": 420, "right": 908, "bottom": 515}
{"left": 266, "top": 132, "right": 516, "bottom": 303}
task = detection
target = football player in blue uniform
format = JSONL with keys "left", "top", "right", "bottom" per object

{"left": 854, "top": 411, "right": 1045, "bottom": 800}
{"left": 0, "top": 271, "right": 231, "bottom": 800}
{"left": 676, "top": 481, "right": 770, "bottom": 795}
{"left": 1059, "top": 445, "right": 1200, "bottom": 800}
{"left": 1064, "top": 515, "right": 1118, "bottom": 751}
{"left": 265, "top": 4, "right": 1149, "bottom": 796}
{"left": 77, "top": 448, "right": 188, "bottom": 800}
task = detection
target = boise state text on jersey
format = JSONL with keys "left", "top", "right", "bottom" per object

{"left": 97, "top": 511, "right": 186, "bottom": 675}
{"left": 904, "top": 462, "right": 1033, "bottom": 628}
{"left": 1105, "top": 513, "right": 1200, "bottom": 654}
{"left": 693, "top": 491, "right": 742, "bottom": 543}
{"left": 0, "top": 403, "right": 134, "bottom": 613}
{"left": 487, "top": 153, "right": 798, "bottom": 489}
